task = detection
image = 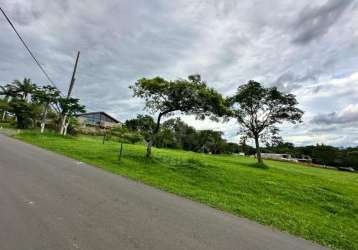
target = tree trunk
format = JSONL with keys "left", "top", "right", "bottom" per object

{"left": 59, "top": 114, "right": 67, "bottom": 135}
{"left": 2, "top": 97, "right": 10, "bottom": 121}
{"left": 63, "top": 122, "right": 69, "bottom": 136}
{"left": 146, "top": 112, "right": 165, "bottom": 158}
{"left": 254, "top": 135, "right": 262, "bottom": 163}
{"left": 40, "top": 105, "right": 48, "bottom": 133}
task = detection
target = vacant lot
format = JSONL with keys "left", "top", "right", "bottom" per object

{"left": 15, "top": 132, "right": 358, "bottom": 250}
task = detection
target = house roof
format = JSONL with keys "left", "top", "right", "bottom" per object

{"left": 77, "top": 112, "right": 120, "bottom": 123}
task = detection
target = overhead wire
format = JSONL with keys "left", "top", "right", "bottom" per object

{"left": 0, "top": 7, "right": 60, "bottom": 91}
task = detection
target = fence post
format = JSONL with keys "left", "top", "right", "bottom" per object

{"left": 118, "top": 143, "right": 123, "bottom": 161}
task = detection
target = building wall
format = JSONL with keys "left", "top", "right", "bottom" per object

{"left": 261, "top": 153, "right": 292, "bottom": 160}
{"left": 78, "top": 113, "right": 118, "bottom": 128}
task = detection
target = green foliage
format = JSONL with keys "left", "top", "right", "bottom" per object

{"left": 346, "top": 151, "right": 358, "bottom": 169}
{"left": 266, "top": 143, "right": 358, "bottom": 170}
{"left": 0, "top": 78, "right": 85, "bottom": 132}
{"left": 0, "top": 98, "right": 9, "bottom": 118}
{"left": 66, "top": 117, "right": 81, "bottom": 135}
{"left": 0, "top": 84, "right": 17, "bottom": 98}
{"left": 195, "top": 130, "right": 227, "bottom": 154}
{"left": 228, "top": 80, "right": 304, "bottom": 163}
{"left": 130, "top": 75, "right": 228, "bottom": 121}
{"left": 11, "top": 78, "right": 37, "bottom": 100}
{"left": 125, "top": 114, "right": 155, "bottom": 141}
{"left": 58, "top": 97, "right": 85, "bottom": 117}
{"left": 125, "top": 117, "right": 245, "bottom": 154}
{"left": 8, "top": 99, "right": 38, "bottom": 129}
{"left": 130, "top": 75, "right": 228, "bottom": 157}
{"left": 32, "top": 85, "right": 61, "bottom": 106}
{"left": 15, "top": 132, "right": 358, "bottom": 250}
{"left": 111, "top": 125, "right": 144, "bottom": 144}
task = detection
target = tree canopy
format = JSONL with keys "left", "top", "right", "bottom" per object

{"left": 0, "top": 79, "right": 85, "bottom": 132}
{"left": 130, "top": 75, "right": 228, "bottom": 157}
{"left": 228, "top": 80, "right": 303, "bottom": 163}
{"left": 32, "top": 85, "right": 61, "bottom": 133}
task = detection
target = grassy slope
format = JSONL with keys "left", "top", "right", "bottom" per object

{"left": 15, "top": 132, "right": 358, "bottom": 250}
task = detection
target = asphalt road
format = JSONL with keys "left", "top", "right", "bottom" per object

{"left": 0, "top": 134, "right": 327, "bottom": 250}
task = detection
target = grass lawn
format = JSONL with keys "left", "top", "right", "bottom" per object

{"left": 14, "top": 131, "right": 358, "bottom": 250}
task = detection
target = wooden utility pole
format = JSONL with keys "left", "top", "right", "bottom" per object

{"left": 67, "top": 51, "right": 80, "bottom": 98}
{"left": 60, "top": 51, "right": 80, "bottom": 135}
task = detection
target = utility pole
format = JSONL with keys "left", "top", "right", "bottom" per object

{"left": 67, "top": 51, "right": 80, "bottom": 98}
{"left": 60, "top": 51, "right": 80, "bottom": 135}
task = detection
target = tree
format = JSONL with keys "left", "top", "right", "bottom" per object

{"left": 155, "top": 127, "right": 176, "bottom": 148}
{"left": 12, "top": 78, "right": 37, "bottom": 101}
{"left": 130, "top": 75, "right": 227, "bottom": 158}
{"left": 228, "top": 80, "right": 303, "bottom": 163}
{"left": 58, "top": 97, "right": 85, "bottom": 135}
{"left": 125, "top": 114, "right": 156, "bottom": 141}
{"left": 311, "top": 144, "right": 341, "bottom": 166}
{"left": 0, "top": 83, "right": 20, "bottom": 121}
{"left": 8, "top": 99, "right": 39, "bottom": 129}
{"left": 1, "top": 80, "right": 41, "bottom": 128}
{"left": 32, "top": 85, "right": 61, "bottom": 133}
{"left": 0, "top": 98, "right": 9, "bottom": 121}
{"left": 346, "top": 151, "right": 358, "bottom": 170}
{"left": 195, "top": 130, "right": 227, "bottom": 154}
{"left": 162, "top": 118, "right": 192, "bottom": 149}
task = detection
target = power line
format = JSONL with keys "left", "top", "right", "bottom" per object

{"left": 0, "top": 7, "right": 59, "bottom": 90}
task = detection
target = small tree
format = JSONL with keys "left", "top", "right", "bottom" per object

{"left": 58, "top": 97, "right": 85, "bottom": 135}
{"left": 125, "top": 114, "right": 156, "bottom": 141}
{"left": 0, "top": 83, "right": 22, "bottom": 121}
{"left": 228, "top": 80, "right": 303, "bottom": 163}
{"left": 0, "top": 85, "right": 12, "bottom": 121}
{"left": 12, "top": 78, "right": 37, "bottom": 101}
{"left": 0, "top": 99, "right": 9, "bottom": 121}
{"left": 195, "top": 130, "right": 227, "bottom": 154}
{"left": 130, "top": 75, "right": 227, "bottom": 158}
{"left": 32, "top": 85, "right": 61, "bottom": 133}
{"left": 8, "top": 99, "right": 38, "bottom": 129}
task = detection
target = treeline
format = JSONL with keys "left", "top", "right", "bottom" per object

{"left": 124, "top": 115, "right": 255, "bottom": 154}
{"left": 264, "top": 142, "right": 358, "bottom": 170}
{"left": 0, "top": 78, "right": 85, "bottom": 134}
{"left": 129, "top": 75, "right": 303, "bottom": 162}
{"left": 2, "top": 75, "right": 304, "bottom": 164}
{"left": 123, "top": 115, "right": 358, "bottom": 170}
{"left": 2, "top": 76, "right": 357, "bottom": 169}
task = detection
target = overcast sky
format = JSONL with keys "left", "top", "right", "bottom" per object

{"left": 1, "top": 0, "right": 358, "bottom": 146}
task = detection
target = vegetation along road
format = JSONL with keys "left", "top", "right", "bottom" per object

{"left": 0, "top": 133, "right": 331, "bottom": 250}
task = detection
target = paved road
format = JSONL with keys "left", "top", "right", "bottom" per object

{"left": 0, "top": 134, "right": 327, "bottom": 250}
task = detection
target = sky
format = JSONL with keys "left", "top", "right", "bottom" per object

{"left": 1, "top": 0, "right": 358, "bottom": 147}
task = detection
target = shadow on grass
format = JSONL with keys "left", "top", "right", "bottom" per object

{"left": 240, "top": 162, "right": 269, "bottom": 170}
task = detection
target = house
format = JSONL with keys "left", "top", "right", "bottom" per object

{"left": 260, "top": 153, "right": 313, "bottom": 163}
{"left": 261, "top": 153, "right": 294, "bottom": 161}
{"left": 77, "top": 112, "right": 120, "bottom": 128}
{"left": 297, "top": 155, "right": 312, "bottom": 163}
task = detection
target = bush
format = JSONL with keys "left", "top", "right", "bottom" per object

{"left": 66, "top": 117, "right": 81, "bottom": 135}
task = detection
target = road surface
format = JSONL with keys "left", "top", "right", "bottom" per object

{"left": 0, "top": 134, "right": 327, "bottom": 250}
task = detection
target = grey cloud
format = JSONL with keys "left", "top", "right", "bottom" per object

{"left": 292, "top": 0, "right": 353, "bottom": 44}
{"left": 311, "top": 104, "right": 358, "bottom": 125}
{"left": 308, "top": 126, "right": 339, "bottom": 133}
{"left": 271, "top": 71, "right": 318, "bottom": 92}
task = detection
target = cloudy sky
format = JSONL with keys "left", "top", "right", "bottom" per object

{"left": 1, "top": 0, "right": 358, "bottom": 146}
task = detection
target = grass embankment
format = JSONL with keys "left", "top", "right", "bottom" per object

{"left": 15, "top": 131, "right": 358, "bottom": 250}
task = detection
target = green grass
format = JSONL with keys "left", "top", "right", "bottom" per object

{"left": 15, "top": 131, "right": 358, "bottom": 250}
